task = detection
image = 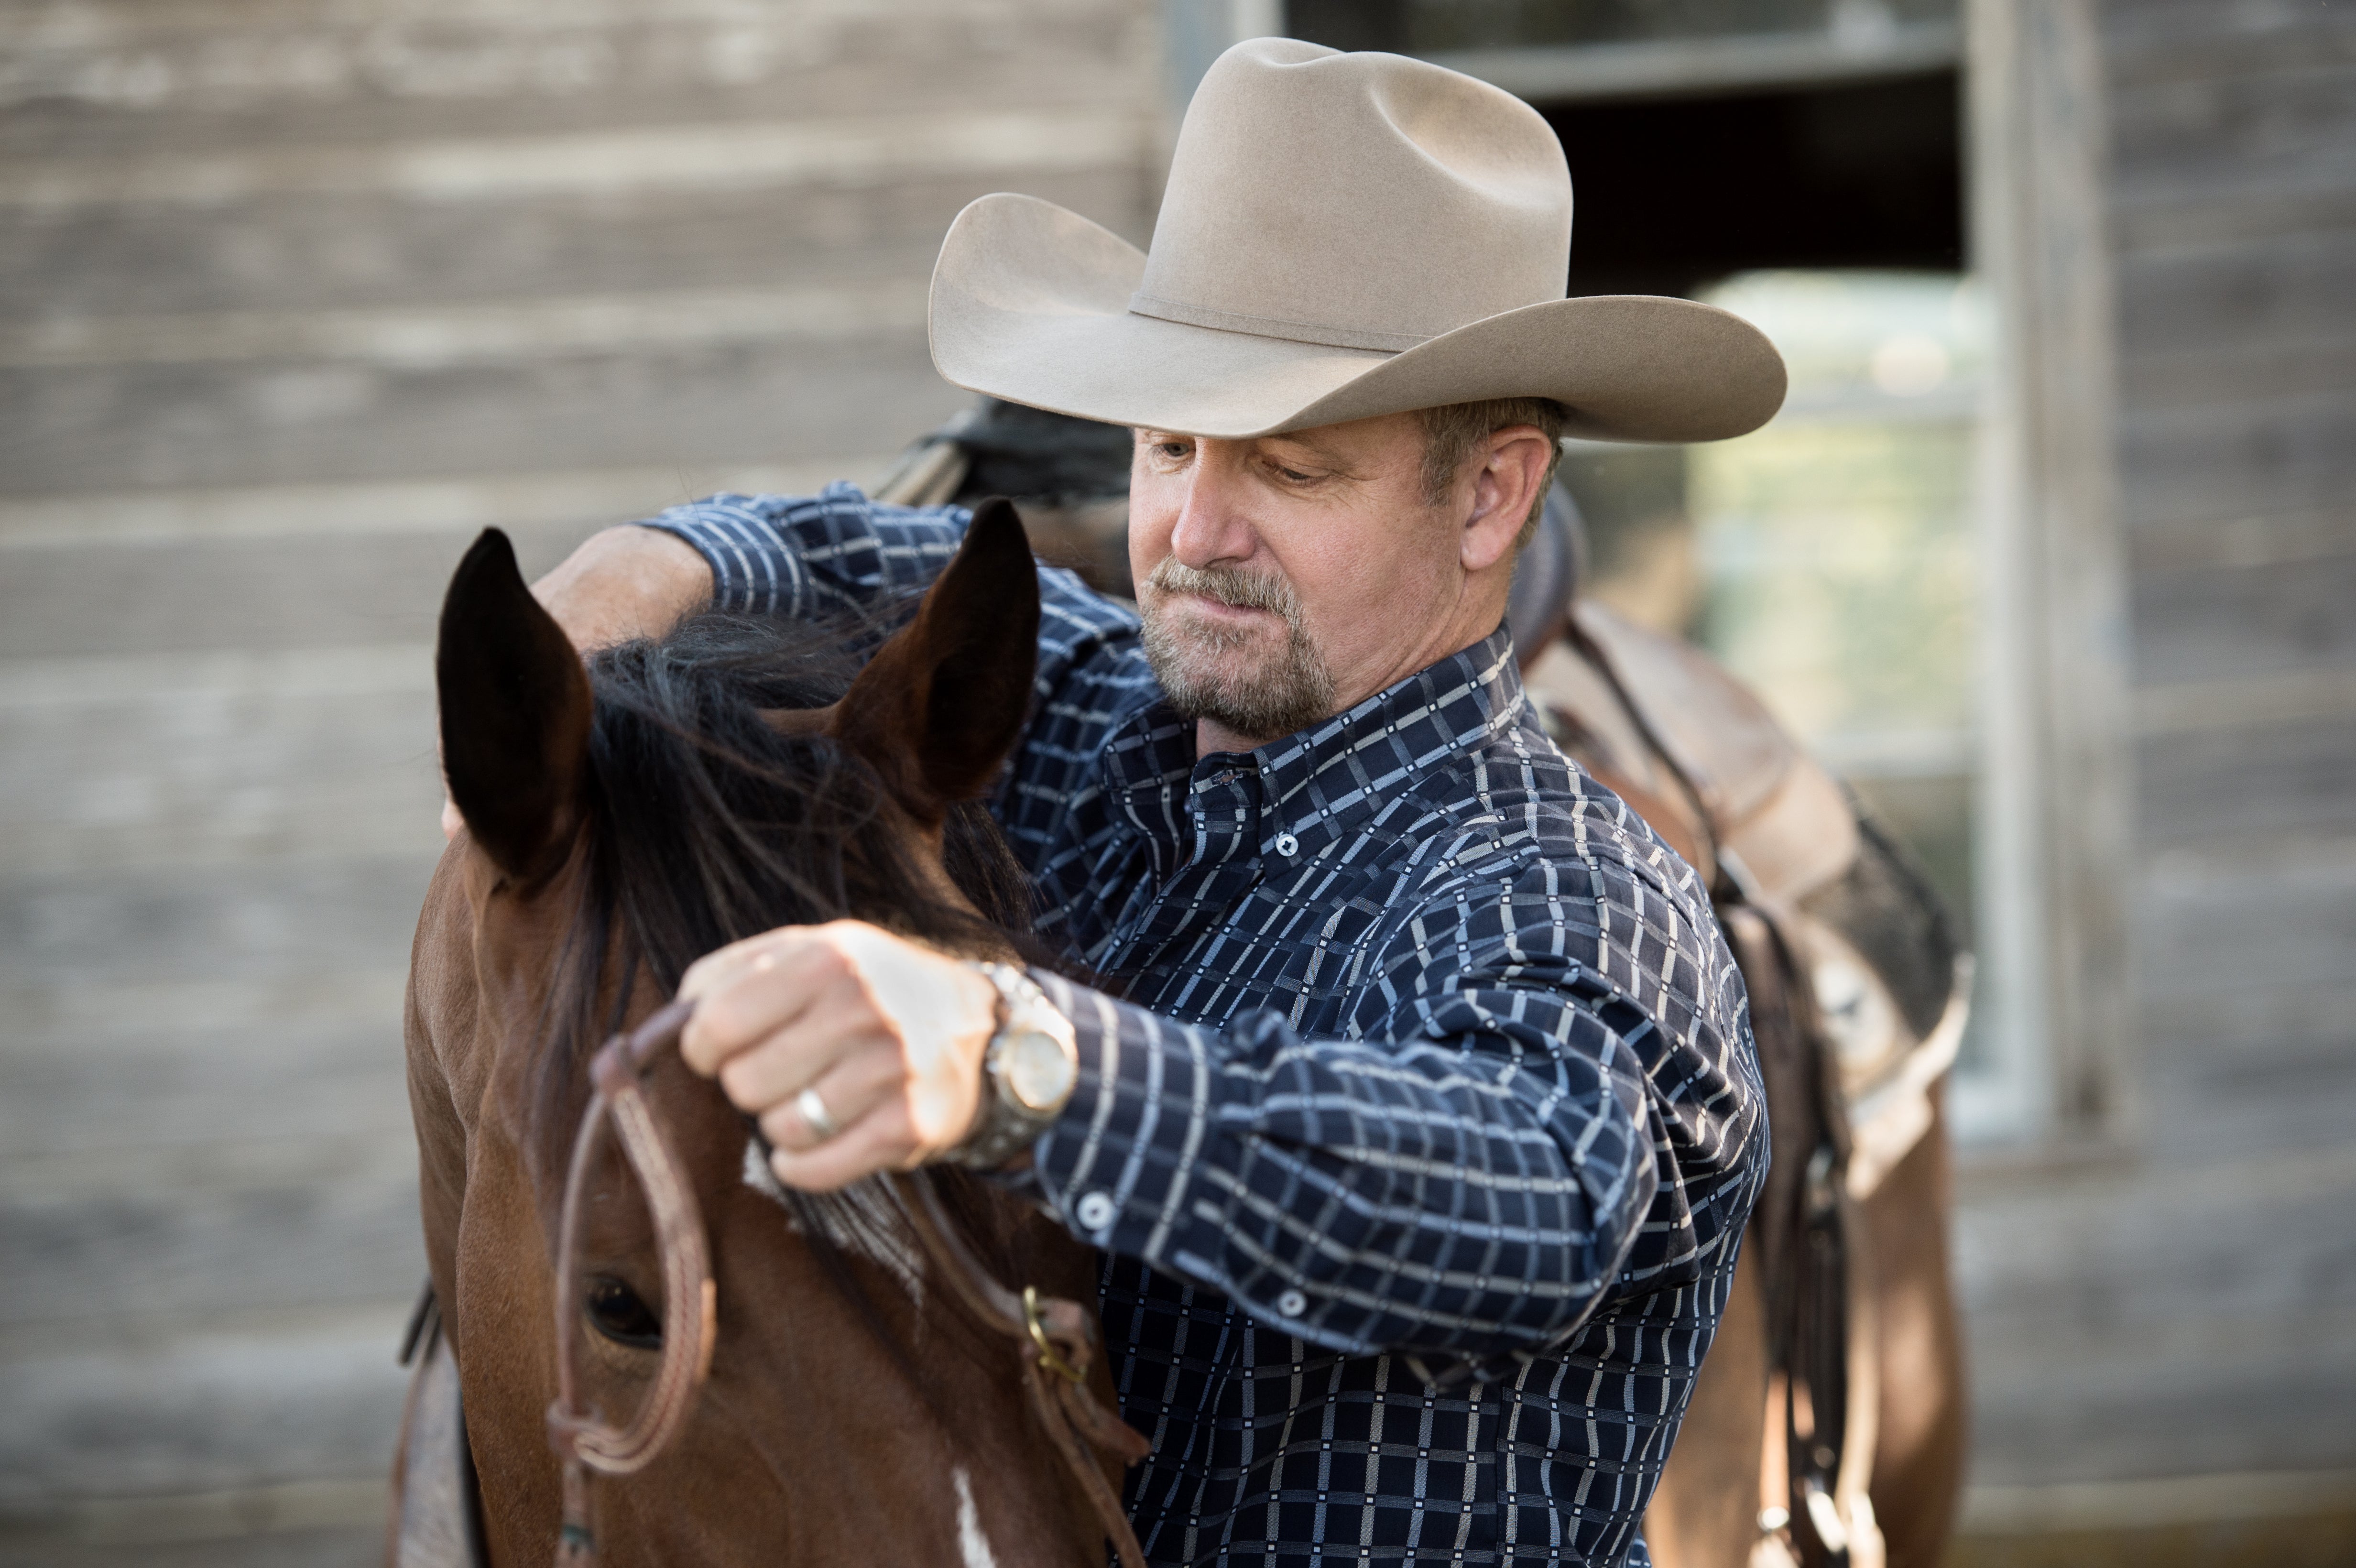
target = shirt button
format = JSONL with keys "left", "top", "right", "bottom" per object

{"left": 1274, "top": 832, "right": 1298, "bottom": 858}
{"left": 1074, "top": 1191, "right": 1117, "bottom": 1231}
{"left": 1276, "top": 1288, "right": 1308, "bottom": 1318}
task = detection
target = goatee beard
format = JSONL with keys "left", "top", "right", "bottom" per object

{"left": 1138, "top": 559, "right": 1336, "bottom": 744}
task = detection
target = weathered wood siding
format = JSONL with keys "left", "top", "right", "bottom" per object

{"left": 0, "top": 4, "right": 1155, "bottom": 1562}
{"left": 1952, "top": 0, "right": 2356, "bottom": 1506}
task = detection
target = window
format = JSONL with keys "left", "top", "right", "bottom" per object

{"left": 1279, "top": 0, "right": 2098, "bottom": 1143}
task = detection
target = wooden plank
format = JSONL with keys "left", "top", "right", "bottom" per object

{"left": 2102, "top": 6, "right": 2356, "bottom": 79}
{"left": 0, "top": 859, "right": 433, "bottom": 991}
{"left": 0, "top": 1, "right": 1148, "bottom": 157}
{"left": 0, "top": 1158, "right": 422, "bottom": 1328}
{"left": 0, "top": 282, "right": 934, "bottom": 370}
{"left": 0, "top": 334, "right": 964, "bottom": 496}
{"left": 2116, "top": 227, "right": 2356, "bottom": 363}
{"left": 0, "top": 1306, "right": 414, "bottom": 1503}
{"left": 0, "top": 539, "right": 485, "bottom": 656}
{"left": 2107, "top": 59, "right": 2356, "bottom": 203}
{"left": 2128, "top": 548, "right": 2356, "bottom": 687}
{"left": 1, "top": 1019, "right": 415, "bottom": 1169}
{"left": 2120, "top": 337, "right": 2356, "bottom": 415}
{"left": 2113, "top": 180, "right": 2356, "bottom": 257}
{"left": 0, "top": 166, "right": 1145, "bottom": 320}
{"left": 2136, "top": 714, "right": 2356, "bottom": 846}
{"left": 0, "top": 460, "right": 887, "bottom": 548}
{"left": 0, "top": 653, "right": 444, "bottom": 870}
{"left": 0, "top": 106, "right": 1146, "bottom": 212}
{"left": 2127, "top": 505, "right": 2354, "bottom": 576}
{"left": 2116, "top": 392, "right": 2356, "bottom": 529}
{"left": 1962, "top": 1307, "right": 2356, "bottom": 1485}
{"left": 0, "top": 1523, "right": 382, "bottom": 1568}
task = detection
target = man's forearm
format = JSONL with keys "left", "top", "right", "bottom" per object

{"left": 531, "top": 524, "right": 713, "bottom": 652}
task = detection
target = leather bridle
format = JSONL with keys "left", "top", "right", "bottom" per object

{"left": 543, "top": 999, "right": 1150, "bottom": 1568}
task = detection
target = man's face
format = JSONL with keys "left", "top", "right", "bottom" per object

{"left": 1128, "top": 411, "right": 1516, "bottom": 750}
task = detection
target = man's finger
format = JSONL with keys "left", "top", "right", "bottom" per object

{"left": 766, "top": 1099, "right": 919, "bottom": 1194}
{"left": 678, "top": 931, "right": 840, "bottom": 1076}
{"left": 712, "top": 992, "right": 881, "bottom": 1117}
{"left": 750, "top": 1045, "right": 907, "bottom": 1154}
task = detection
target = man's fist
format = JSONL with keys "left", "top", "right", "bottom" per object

{"left": 676, "top": 921, "right": 1001, "bottom": 1191}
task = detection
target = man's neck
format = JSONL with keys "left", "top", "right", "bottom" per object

{"left": 1194, "top": 717, "right": 1274, "bottom": 757}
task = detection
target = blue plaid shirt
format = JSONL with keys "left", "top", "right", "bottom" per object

{"left": 645, "top": 484, "right": 1765, "bottom": 1568}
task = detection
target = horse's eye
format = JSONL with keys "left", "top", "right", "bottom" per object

{"left": 584, "top": 1274, "right": 663, "bottom": 1350}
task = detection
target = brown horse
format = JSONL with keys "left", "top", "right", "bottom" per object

{"left": 1527, "top": 604, "right": 1970, "bottom": 1568}
{"left": 401, "top": 504, "right": 1128, "bottom": 1565}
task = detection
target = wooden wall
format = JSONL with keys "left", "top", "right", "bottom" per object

{"left": 1, "top": 0, "right": 2349, "bottom": 1562}
{"left": 1950, "top": 0, "right": 2356, "bottom": 1542}
{"left": 0, "top": 4, "right": 1155, "bottom": 1563}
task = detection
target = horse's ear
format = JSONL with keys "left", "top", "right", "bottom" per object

{"left": 835, "top": 498, "right": 1040, "bottom": 822}
{"left": 437, "top": 528, "right": 593, "bottom": 882}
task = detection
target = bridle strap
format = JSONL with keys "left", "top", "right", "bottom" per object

{"left": 546, "top": 999, "right": 712, "bottom": 1562}
{"left": 888, "top": 1172, "right": 1153, "bottom": 1568}
{"left": 543, "top": 999, "right": 1150, "bottom": 1568}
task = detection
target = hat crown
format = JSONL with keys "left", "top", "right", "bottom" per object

{"left": 1132, "top": 38, "right": 1574, "bottom": 354}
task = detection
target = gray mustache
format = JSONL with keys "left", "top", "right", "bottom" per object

{"left": 1145, "top": 560, "right": 1303, "bottom": 622}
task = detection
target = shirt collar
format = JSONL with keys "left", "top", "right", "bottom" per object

{"left": 1100, "top": 625, "right": 1526, "bottom": 859}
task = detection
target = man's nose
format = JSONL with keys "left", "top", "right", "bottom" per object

{"left": 1167, "top": 445, "right": 1259, "bottom": 570}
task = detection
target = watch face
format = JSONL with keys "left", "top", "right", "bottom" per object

{"left": 1003, "top": 1028, "right": 1077, "bottom": 1113}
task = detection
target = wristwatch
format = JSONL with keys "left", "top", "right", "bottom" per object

{"left": 951, "top": 962, "right": 1080, "bottom": 1170}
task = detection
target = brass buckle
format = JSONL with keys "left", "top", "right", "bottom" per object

{"left": 1022, "top": 1286, "right": 1084, "bottom": 1383}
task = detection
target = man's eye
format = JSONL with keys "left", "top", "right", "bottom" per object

{"left": 1275, "top": 466, "right": 1316, "bottom": 484}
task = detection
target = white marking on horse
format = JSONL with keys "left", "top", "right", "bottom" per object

{"left": 738, "top": 1139, "right": 924, "bottom": 1303}
{"left": 953, "top": 1466, "right": 1000, "bottom": 1568}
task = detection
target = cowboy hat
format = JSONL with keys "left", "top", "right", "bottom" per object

{"left": 927, "top": 37, "right": 1786, "bottom": 444}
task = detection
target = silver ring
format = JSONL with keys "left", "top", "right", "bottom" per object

{"left": 793, "top": 1085, "right": 841, "bottom": 1143}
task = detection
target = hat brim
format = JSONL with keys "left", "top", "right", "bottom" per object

{"left": 929, "top": 193, "right": 1787, "bottom": 443}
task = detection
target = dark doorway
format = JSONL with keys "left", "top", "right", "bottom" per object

{"left": 1544, "top": 73, "right": 1964, "bottom": 297}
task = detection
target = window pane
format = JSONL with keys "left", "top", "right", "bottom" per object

{"left": 1691, "top": 268, "right": 1988, "bottom": 1044}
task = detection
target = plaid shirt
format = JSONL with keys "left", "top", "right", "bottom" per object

{"left": 646, "top": 484, "right": 1765, "bottom": 1568}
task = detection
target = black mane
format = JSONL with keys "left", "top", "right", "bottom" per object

{"left": 530, "top": 604, "right": 1034, "bottom": 1187}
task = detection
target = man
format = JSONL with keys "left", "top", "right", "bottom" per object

{"left": 516, "top": 39, "right": 1782, "bottom": 1567}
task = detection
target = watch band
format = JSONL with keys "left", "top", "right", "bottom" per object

{"left": 949, "top": 962, "right": 1080, "bottom": 1171}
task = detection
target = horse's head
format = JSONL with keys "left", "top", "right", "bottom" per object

{"left": 408, "top": 503, "right": 1118, "bottom": 1564}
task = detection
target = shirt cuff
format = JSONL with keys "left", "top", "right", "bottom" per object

{"left": 636, "top": 495, "right": 803, "bottom": 616}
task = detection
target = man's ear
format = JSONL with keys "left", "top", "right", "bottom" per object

{"left": 1464, "top": 428, "right": 1554, "bottom": 573}
{"left": 832, "top": 498, "right": 1041, "bottom": 823}
{"left": 436, "top": 528, "right": 593, "bottom": 882}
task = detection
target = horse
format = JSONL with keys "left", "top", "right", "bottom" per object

{"left": 394, "top": 501, "right": 1140, "bottom": 1565}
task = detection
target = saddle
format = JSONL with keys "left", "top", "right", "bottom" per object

{"left": 1526, "top": 601, "right": 1967, "bottom": 1568}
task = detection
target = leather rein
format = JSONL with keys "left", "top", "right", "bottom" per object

{"left": 544, "top": 998, "right": 1151, "bottom": 1568}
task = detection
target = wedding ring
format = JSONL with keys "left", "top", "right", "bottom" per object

{"left": 794, "top": 1085, "right": 841, "bottom": 1143}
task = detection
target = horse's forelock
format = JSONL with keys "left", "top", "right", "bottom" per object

{"left": 522, "top": 608, "right": 1034, "bottom": 1204}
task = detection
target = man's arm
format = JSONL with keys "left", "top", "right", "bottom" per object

{"left": 676, "top": 856, "right": 1764, "bottom": 1365}
{"left": 1018, "top": 907, "right": 1762, "bottom": 1364}
{"left": 530, "top": 523, "right": 713, "bottom": 651}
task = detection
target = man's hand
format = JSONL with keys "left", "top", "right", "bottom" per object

{"left": 441, "top": 525, "right": 713, "bottom": 841}
{"left": 676, "top": 920, "right": 1001, "bottom": 1191}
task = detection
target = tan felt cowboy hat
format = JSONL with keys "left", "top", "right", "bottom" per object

{"left": 928, "top": 37, "right": 1787, "bottom": 444}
